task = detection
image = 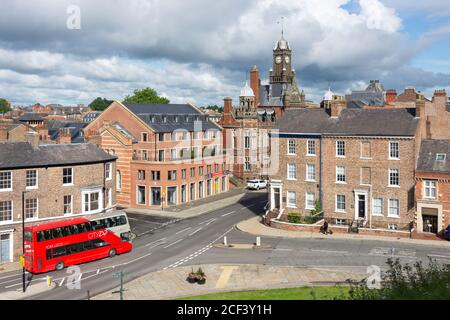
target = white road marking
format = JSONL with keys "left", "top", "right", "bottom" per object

{"left": 199, "top": 218, "right": 215, "bottom": 225}
{"left": 145, "top": 238, "right": 167, "bottom": 247}
{"left": 205, "top": 219, "right": 216, "bottom": 226}
{"left": 163, "top": 239, "right": 184, "bottom": 249}
{"left": 176, "top": 227, "right": 192, "bottom": 235}
{"left": 222, "top": 211, "right": 236, "bottom": 217}
{"left": 59, "top": 278, "right": 65, "bottom": 287}
{"left": 121, "top": 252, "right": 153, "bottom": 265}
{"left": 311, "top": 249, "right": 349, "bottom": 254}
{"left": 96, "top": 269, "right": 100, "bottom": 275}
{"left": 274, "top": 248, "right": 293, "bottom": 252}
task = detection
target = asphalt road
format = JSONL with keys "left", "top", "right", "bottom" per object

{"left": 0, "top": 190, "right": 449, "bottom": 300}
{"left": 0, "top": 191, "right": 267, "bottom": 300}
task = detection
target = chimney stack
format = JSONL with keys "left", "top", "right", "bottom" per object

{"left": 385, "top": 89, "right": 397, "bottom": 104}
{"left": 329, "top": 95, "right": 346, "bottom": 117}
{"left": 250, "top": 65, "right": 260, "bottom": 107}
{"left": 224, "top": 97, "right": 233, "bottom": 114}
{"left": 57, "top": 128, "right": 72, "bottom": 144}
{"left": 25, "top": 131, "right": 39, "bottom": 148}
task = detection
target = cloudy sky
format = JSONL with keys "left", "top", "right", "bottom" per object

{"left": 0, "top": 0, "right": 449, "bottom": 106}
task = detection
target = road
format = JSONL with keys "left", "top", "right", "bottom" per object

{"left": 0, "top": 190, "right": 449, "bottom": 300}
{"left": 0, "top": 191, "right": 267, "bottom": 300}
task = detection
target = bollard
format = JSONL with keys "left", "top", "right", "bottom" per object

{"left": 223, "top": 236, "right": 228, "bottom": 246}
{"left": 256, "top": 237, "right": 261, "bottom": 247}
{"left": 47, "top": 276, "right": 52, "bottom": 287}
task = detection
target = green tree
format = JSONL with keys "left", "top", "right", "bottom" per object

{"left": 88, "top": 97, "right": 113, "bottom": 111}
{"left": 123, "top": 88, "right": 169, "bottom": 104}
{"left": 0, "top": 98, "right": 11, "bottom": 113}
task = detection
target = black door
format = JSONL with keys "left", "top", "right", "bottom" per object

{"left": 423, "top": 215, "right": 438, "bottom": 233}
{"left": 358, "top": 195, "right": 366, "bottom": 218}
{"left": 274, "top": 188, "right": 280, "bottom": 209}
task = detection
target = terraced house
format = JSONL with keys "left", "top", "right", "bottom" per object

{"left": 0, "top": 141, "right": 116, "bottom": 263}
{"left": 83, "top": 101, "right": 229, "bottom": 209}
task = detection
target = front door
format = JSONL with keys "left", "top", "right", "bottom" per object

{"left": 0, "top": 234, "right": 11, "bottom": 263}
{"left": 274, "top": 188, "right": 280, "bottom": 209}
{"left": 422, "top": 215, "right": 438, "bottom": 233}
{"left": 356, "top": 194, "right": 366, "bottom": 219}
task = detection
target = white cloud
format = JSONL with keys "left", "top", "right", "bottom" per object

{"left": 0, "top": 0, "right": 448, "bottom": 105}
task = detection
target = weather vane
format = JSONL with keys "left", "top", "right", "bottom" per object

{"left": 277, "top": 16, "right": 285, "bottom": 36}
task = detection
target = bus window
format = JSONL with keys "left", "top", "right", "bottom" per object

{"left": 83, "top": 241, "right": 94, "bottom": 251}
{"left": 52, "top": 246, "right": 66, "bottom": 258}
{"left": 85, "top": 222, "right": 92, "bottom": 231}
{"left": 106, "top": 218, "right": 114, "bottom": 228}
{"left": 24, "top": 230, "right": 33, "bottom": 242}
{"left": 69, "top": 225, "right": 78, "bottom": 235}
{"left": 117, "top": 215, "right": 127, "bottom": 226}
{"left": 44, "top": 230, "right": 52, "bottom": 241}
{"left": 61, "top": 227, "right": 70, "bottom": 237}
{"left": 37, "top": 232, "right": 44, "bottom": 242}
{"left": 52, "top": 228, "right": 62, "bottom": 239}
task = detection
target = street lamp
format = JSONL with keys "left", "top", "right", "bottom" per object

{"left": 22, "top": 190, "right": 29, "bottom": 293}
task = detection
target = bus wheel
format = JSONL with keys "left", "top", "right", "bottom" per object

{"left": 109, "top": 249, "right": 117, "bottom": 258}
{"left": 55, "top": 262, "right": 65, "bottom": 271}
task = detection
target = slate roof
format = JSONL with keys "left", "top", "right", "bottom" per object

{"left": 276, "top": 108, "right": 418, "bottom": 136}
{"left": 19, "top": 113, "right": 47, "bottom": 122}
{"left": 46, "top": 121, "right": 88, "bottom": 143}
{"left": 0, "top": 142, "right": 116, "bottom": 170}
{"left": 416, "top": 140, "right": 450, "bottom": 173}
{"left": 122, "top": 103, "right": 221, "bottom": 133}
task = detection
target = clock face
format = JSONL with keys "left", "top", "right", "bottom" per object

{"left": 285, "top": 56, "right": 290, "bottom": 64}
{"left": 275, "top": 56, "right": 282, "bottom": 64}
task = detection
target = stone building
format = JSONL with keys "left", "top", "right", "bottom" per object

{"left": 415, "top": 139, "right": 450, "bottom": 236}
{"left": 83, "top": 101, "right": 229, "bottom": 209}
{"left": 0, "top": 142, "right": 116, "bottom": 263}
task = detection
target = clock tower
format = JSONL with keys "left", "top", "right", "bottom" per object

{"left": 270, "top": 31, "right": 293, "bottom": 84}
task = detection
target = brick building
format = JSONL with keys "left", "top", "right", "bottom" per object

{"left": 0, "top": 142, "right": 116, "bottom": 263}
{"left": 267, "top": 89, "right": 449, "bottom": 235}
{"left": 220, "top": 33, "right": 318, "bottom": 181}
{"left": 415, "top": 140, "right": 450, "bottom": 236}
{"left": 268, "top": 93, "right": 422, "bottom": 234}
{"left": 83, "top": 101, "right": 229, "bottom": 209}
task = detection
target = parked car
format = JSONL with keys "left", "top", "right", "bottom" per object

{"left": 247, "top": 179, "right": 267, "bottom": 190}
{"left": 445, "top": 225, "right": 450, "bottom": 240}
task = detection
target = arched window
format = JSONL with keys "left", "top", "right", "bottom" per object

{"left": 116, "top": 170, "right": 122, "bottom": 191}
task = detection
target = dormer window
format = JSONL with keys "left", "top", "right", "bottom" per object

{"left": 162, "top": 116, "right": 167, "bottom": 123}
{"left": 436, "top": 153, "right": 446, "bottom": 161}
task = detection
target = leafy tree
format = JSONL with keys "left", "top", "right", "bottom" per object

{"left": 123, "top": 88, "right": 169, "bottom": 104}
{"left": 0, "top": 98, "right": 11, "bottom": 113}
{"left": 348, "top": 258, "right": 450, "bottom": 300}
{"left": 88, "top": 97, "right": 113, "bottom": 111}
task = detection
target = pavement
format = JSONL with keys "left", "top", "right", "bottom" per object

{"left": 237, "top": 216, "right": 450, "bottom": 248}
{"left": 124, "top": 187, "right": 247, "bottom": 219}
{"left": 93, "top": 264, "right": 365, "bottom": 300}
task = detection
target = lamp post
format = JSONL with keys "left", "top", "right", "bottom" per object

{"left": 21, "top": 190, "right": 28, "bottom": 293}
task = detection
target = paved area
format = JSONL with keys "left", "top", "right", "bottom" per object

{"left": 124, "top": 188, "right": 247, "bottom": 219}
{"left": 0, "top": 279, "right": 55, "bottom": 300}
{"left": 93, "top": 264, "right": 366, "bottom": 300}
{"left": 237, "top": 216, "right": 450, "bottom": 248}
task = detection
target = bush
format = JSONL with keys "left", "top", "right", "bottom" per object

{"left": 348, "top": 258, "right": 450, "bottom": 300}
{"left": 287, "top": 213, "right": 302, "bottom": 224}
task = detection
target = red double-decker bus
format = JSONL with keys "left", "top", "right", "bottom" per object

{"left": 23, "top": 211, "right": 133, "bottom": 274}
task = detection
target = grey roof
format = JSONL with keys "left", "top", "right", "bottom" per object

{"left": 0, "top": 142, "right": 116, "bottom": 170}
{"left": 46, "top": 121, "right": 88, "bottom": 143}
{"left": 124, "top": 103, "right": 198, "bottom": 115}
{"left": 19, "top": 113, "right": 47, "bottom": 122}
{"left": 122, "top": 103, "right": 221, "bottom": 133}
{"left": 276, "top": 108, "right": 418, "bottom": 136}
{"left": 417, "top": 140, "right": 450, "bottom": 173}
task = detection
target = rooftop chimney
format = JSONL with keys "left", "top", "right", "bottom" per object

{"left": 328, "top": 95, "right": 346, "bottom": 117}
{"left": 224, "top": 97, "right": 233, "bottom": 114}
{"left": 250, "top": 66, "right": 260, "bottom": 107}
{"left": 385, "top": 89, "right": 397, "bottom": 104}
{"left": 25, "top": 131, "right": 39, "bottom": 148}
{"left": 57, "top": 128, "right": 72, "bottom": 144}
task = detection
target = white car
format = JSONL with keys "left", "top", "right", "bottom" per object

{"left": 247, "top": 179, "right": 267, "bottom": 190}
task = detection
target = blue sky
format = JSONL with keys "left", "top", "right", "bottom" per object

{"left": 0, "top": 0, "right": 448, "bottom": 106}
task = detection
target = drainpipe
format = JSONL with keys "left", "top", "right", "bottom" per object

{"left": 319, "top": 135, "right": 323, "bottom": 217}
